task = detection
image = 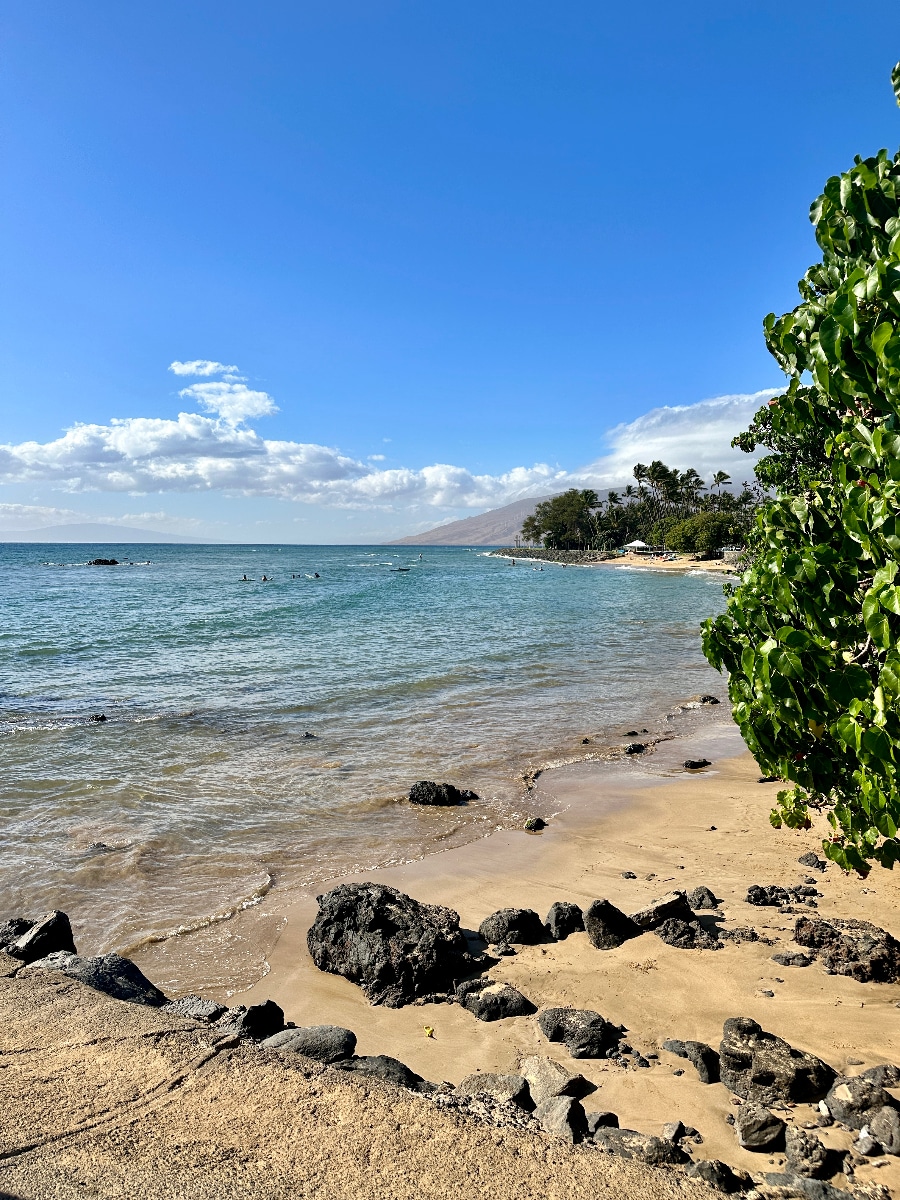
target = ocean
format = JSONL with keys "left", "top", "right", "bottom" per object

{"left": 0, "top": 542, "right": 730, "bottom": 989}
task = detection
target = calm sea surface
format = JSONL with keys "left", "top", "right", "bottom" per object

{"left": 0, "top": 543, "right": 729, "bottom": 974}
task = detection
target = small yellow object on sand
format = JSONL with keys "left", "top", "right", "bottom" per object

{"left": 424, "top": 1026, "right": 435, "bottom": 1038}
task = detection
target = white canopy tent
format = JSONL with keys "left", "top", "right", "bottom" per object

{"left": 624, "top": 540, "right": 648, "bottom": 549}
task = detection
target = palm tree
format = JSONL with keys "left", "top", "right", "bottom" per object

{"left": 606, "top": 490, "right": 621, "bottom": 509}
{"left": 711, "top": 470, "right": 731, "bottom": 494}
{"left": 632, "top": 463, "right": 649, "bottom": 496}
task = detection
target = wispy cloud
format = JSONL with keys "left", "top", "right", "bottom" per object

{"left": 169, "top": 360, "right": 241, "bottom": 377}
{"left": 0, "top": 366, "right": 778, "bottom": 512}
{"left": 0, "top": 502, "right": 208, "bottom": 534}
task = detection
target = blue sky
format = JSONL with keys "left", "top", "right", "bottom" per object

{"left": 3, "top": 2, "right": 900, "bottom": 541}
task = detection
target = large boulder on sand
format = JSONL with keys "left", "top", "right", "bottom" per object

{"left": 734, "top": 1104, "right": 785, "bottom": 1151}
{"left": 719, "top": 1017, "right": 834, "bottom": 1104}
{"left": 520, "top": 1056, "right": 595, "bottom": 1105}
{"left": 457, "top": 980, "right": 535, "bottom": 1021}
{"left": 629, "top": 891, "right": 694, "bottom": 931}
{"left": 793, "top": 915, "right": 900, "bottom": 983}
{"left": 263, "top": 1025, "right": 356, "bottom": 1063}
{"left": 584, "top": 900, "right": 640, "bottom": 950}
{"left": 537, "top": 1008, "right": 621, "bottom": 1058}
{"left": 23, "top": 951, "right": 168, "bottom": 1006}
{"left": 545, "top": 901, "right": 584, "bottom": 940}
{"left": 478, "top": 908, "right": 545, "bottom": 945}
{"left": 306, "top": 882, "right": 473, "bottom": 1007}
{"left": 824, "top": 1074, "right": 897, "bottom": 1129}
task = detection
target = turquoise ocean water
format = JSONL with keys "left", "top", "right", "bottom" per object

{"left": 0, "top": 543, "right": 729, "bottom": 980}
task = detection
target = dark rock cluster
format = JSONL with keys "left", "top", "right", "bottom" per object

{"left": 793, "top": 915, "right": 900, "bottom": 983}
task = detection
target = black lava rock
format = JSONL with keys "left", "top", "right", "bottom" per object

{"left": 720, "top": 1017, "right": 834, "bottom": 1104}
{"left": 334, "top": 1054, "right": 432, "bottom": 1092}
{"left": 684, "top": 759, "right": 711, "bottom": 770}
{"left": 458, "top": 980, "right": 536, "bottom": 1021}
{"left": 537, "top": 1007, "right": 621, "bottom": 1058}
{"left": 794, "top": 915, "right": 900, "bottom": 984}
{"left": 263, "top": 1024, "right": 357, "bottom": 1063}
{"left": 408, "top": 781, "right": 477, "bottom": 806}
{"left": 544, "top": 901, "right": 584, "bottom": 941}
{"left": 24, "top": 951, "right": 168, "bottom": 1006}
{"left": 687, "top": 885, "right": 720, "bottom": 910}
{"left": 478, "top": 908, "right": 546, "bottom": 946}
{"left": 584, "top": 899, "right": 640, "bottom": 950}
{"left": 307, "top": 882, "right": 474, "bottom": 1007}
{"left": 6, "top": 910, "right": 76, "bottom": 963}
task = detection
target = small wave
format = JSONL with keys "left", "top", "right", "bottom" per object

{"left": 121, "top": 873, "right": 275, "bottom": 953}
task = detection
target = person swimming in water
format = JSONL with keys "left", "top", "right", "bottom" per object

{"left": 314, "top": 572, "right": 320, "bottom": 578}
{"left": 261, "top": 575, "right": 269, "bottom": 581}
{"left": 240, "top": 574, "right": 250, "bottom": 581}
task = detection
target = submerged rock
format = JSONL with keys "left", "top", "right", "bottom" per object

{"left": 544, "top": 901, "right": 584, "bottom": 941}
{"left": 794, "top": 915, "right": 900, "bottom": 984}
{"left": 684, "top": 758, "right": 712, "bottom": 770}
{"left": 584, "top": 899, "right": 640, "bottom": 950}
{"left": 478, "top": 908, "right": 545, "bottom": 946}
{"left": 537, "top": 1007, "right": 621, "bottom": 1058}
{"left": 23, "top": 951, "right": 168, "bottom": 1006}
{"left": 408, "top": 781, "right": 477, "bottom": 806}
{"left": 263, "top": 1025, "right": 357, "bottom": 1063}
{"left": 306, "top": 882, "right": 473, "bottom": 1007}
{"left": 719, "top": 1017, "right": 834, "bottom": 1104}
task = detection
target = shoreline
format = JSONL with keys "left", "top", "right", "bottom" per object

{"left": 487, "top": 548, "right": 738, "bottom": 574}
{"left": 128, "top": 697, "right": 734, "bottom": 996}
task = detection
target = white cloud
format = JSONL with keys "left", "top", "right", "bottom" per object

{"left": 574, "top": 390, "right": 780, "bottom": 488}
{"left": 169, "top": 360, "right": 241, "bottom": 377}
{"left": 177, "top": 380, "right": 278, "bottom": 424}
{"left": 367, "top": 453, "right": 386, "bottom": 461}
{"left": 0, "top": 378, "right": 779, "bottom": 513}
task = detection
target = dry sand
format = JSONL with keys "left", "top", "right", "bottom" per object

{"left": 0, "top": 959, "right": 716, "bottom": 1200}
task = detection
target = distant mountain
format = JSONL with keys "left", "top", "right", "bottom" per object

{"left": 386, "top": 495, "right": 557, "bottom": 546}
{"left": 0, "top": 523, "right": 213, "bottom": 544}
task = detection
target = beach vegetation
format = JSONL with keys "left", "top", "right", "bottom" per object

{"left": 703, "top": 63, "right": 900, "bottom": 873}
{"left": 520, "top": 473, "right": 758, "bottom": 553}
